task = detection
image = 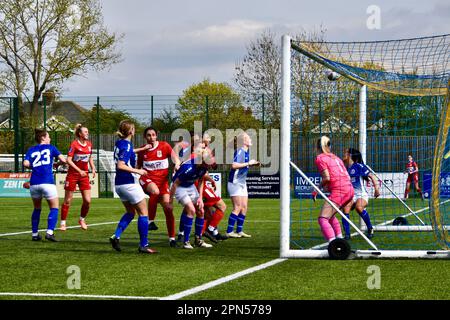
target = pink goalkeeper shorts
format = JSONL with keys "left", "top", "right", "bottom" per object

{"left": 329, "top": 188, "right": 354, "bottom": 208}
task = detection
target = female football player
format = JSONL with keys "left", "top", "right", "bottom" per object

{"left": 342, "top": 148, "right": 380, "bottom": 239}
{"left": 313, "top": 136, "right": 354, "bottom": 242}
{"left": 226, "top": 132, "right": 260, "bottom": 238}
{"left": 109, "top": 120, "right": 156, "bottom": 254}
{"left": 23, "top": 129, "right": 67, "bottom": 241}
{"left": 60, "top": 124, "right": 96, "bottom": 231}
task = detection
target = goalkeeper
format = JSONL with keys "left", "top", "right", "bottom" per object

{"left": 313, "top": 136, "right": 354, "bottom": 242}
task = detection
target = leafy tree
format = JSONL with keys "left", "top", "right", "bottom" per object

{"left": 234, "top": 30, "right": 280, "bottom": 128}
{"left": 235, "top": 27, "right": 328, "bottom": 129}
{"left": 83, "top": 105, "right": 143, "bottom": 134}
{"left": 177, "top": 79, "right": 261, "bottom": 131}
{"left": 152, "top": 108, "right": 181, "bottom": 133}
{"left": 0, "top": 0, "right": 122, "bottom": 123}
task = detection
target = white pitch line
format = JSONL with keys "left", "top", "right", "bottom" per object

{"left": 0, "top": 292, "right": 159, "bottom": 300}
{"left": 0, "top": 219, "right": 284, "bottom": 238}
{"left": 160, "top": 258, "right": 286, "bottom": 300}
{"left": 0, "top": 221, "right": 121, "bottom": 237}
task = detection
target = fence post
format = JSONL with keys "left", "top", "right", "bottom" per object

{"left": 20, "top": 129, "right": 25, "bottom": 172}
{"left": 104, "top": 171, "right": 108, "bottom": 198}
{"left": 205, "top": 96, "right": 209, "bottom": 129}
{"left": 43, "top": 96, "right": 47, "bottom": 130}
{"left": 54, "top": 130, "right": 58, "bottom": 150}
{"left": 319, "top": 93, "right": 322, "bottom": 134}
{"left": 151, "top": 95, "right": 154, "bottom": 125}
{"left": 96, "top": 96, "right": 100, "bottom": 181}
{"left": 9, "top": 98, "right": 12, "bottom": 129}
{"left": 262, "top": 94, "right": 265, "bottom": 128}
{"left": 13, "top": 97, "right": 19, "bottom": 172}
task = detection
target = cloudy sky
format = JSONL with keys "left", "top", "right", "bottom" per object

{"left": 63, "top": 0, "right": 450, "bottom": 96}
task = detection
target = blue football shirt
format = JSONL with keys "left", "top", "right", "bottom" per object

{"left": 24, "top": 144, "right": 61, "bottom": 185}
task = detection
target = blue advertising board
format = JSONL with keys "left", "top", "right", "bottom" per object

{"left": 423, "top": 172, "right": 450, "bottom": 199}
{"left": 294, "top": 172, "right": 329, "bottom": 199}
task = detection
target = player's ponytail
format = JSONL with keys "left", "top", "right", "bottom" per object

{"left": 349, "top": 147, "right": 369, "bottom": 181}
{"left": 74, "top": 123, "right": 84, "bottom": 138}
{"left": 349, "top": 148, "right": 364, "bottom": 164}
{"left": 316, "top": 136, "right": 331, "bottom": 154}
{"left": 116, "top": 120, "right": 134, "bottom": 139}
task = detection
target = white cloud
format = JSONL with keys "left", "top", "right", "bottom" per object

{"left": 188, "top": 20, "right": 271, "bottom": 42}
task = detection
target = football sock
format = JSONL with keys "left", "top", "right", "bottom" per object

{"left": 181, "top": 215, "right": 193, "bottom": 243}
{"left": 148, "top": 194, "right": 159, "bottom": 221}
{"left": 359, "top": 209, "right": 373, "bottom": 230}
{"left": 163, "top": 205, "right": 176, "bottom": 238}
{"left": 236, "top": 213, "right": 246, "bottom": 233}
{"left": 47, "top": 208, "right": 59, "bottom": 233}
{"left": 137, "top": 216, "right": 149, "bottom": 247}
{"left": 329, "top": 215, "right": 342, "bottom": 238}
{"left": 114, "top": 212, "right": 135, "bottom": 238}
{"left": 195, "top": 217, "right": 205, "bottom": 237}
{"left": 226, "top": 212, "right": 238, "bottom": 233}
{"left": 209, "top": 208, "right": 224, "bottom": 228}
{"left": 342, "top": 214, "right": 351, "bottom": 236}
{"left": 318, "top": 216, "right": 335, "bottom": 242}
{"left": 31, "top": 209, "right": 41, "bottom": 234}
{"left": 179, "top": 210, "right": 186, "bottom": 232}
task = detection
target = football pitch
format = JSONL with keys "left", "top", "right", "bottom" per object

{"left": 0, "top": 198, "right": 449, "bottom": 300}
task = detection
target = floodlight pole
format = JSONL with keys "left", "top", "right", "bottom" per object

{"left": 280, "top": 35, "right": 291, "bottom": 257}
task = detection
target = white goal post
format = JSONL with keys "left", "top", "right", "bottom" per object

{"left": 279, "top": 34, "right": 450, "bottom": 259}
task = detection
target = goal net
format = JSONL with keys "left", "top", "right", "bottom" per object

{"left": 280, "top": 34, "right": 450, "bottom": 258}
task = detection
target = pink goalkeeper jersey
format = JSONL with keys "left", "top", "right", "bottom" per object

{"left": 315, "top": 153, "right": 353, "bottom": 192}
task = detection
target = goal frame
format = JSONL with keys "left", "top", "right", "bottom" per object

{"left": 279, "top": 34, "right": 450, "bottom": 259}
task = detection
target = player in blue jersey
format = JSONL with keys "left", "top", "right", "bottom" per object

{"left": 342, "top": 148, "right": 380, "bottom": 239}
{"left": 23, "top": 129, "right": 67, "bottom": 242}
{"left": 109, "top": 120, "right": 157, "bottom": 254}
{"left": 170, "top": 144, "right": 216, "bottom": 249}
{"left": 226, "top": 132, "right": 260, "bottom": 238}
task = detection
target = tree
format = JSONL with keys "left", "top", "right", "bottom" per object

{"left": 234, "top": 30, "right": 280, "bottom": 128}
{"left": 177, "top": 79, "right": 261, "bottom": 131}
{"left": 235, "top": 27, "right": 329, "bottom": 130}
{"left": 83, "top": 105, "right": 143, "bottom": 134}
{"left": 0, "top": 0, "right": 122, "bottom": 121}
{"left": 152, "top": 108, "right": 180, "bottom": 133}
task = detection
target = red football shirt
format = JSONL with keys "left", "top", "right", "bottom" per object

{"left": 67, "top": 140, "right": 92, "bottom": 173}
{"left": 137, "top": 141, "right": 173, "bottom": 184}
{"left": 406, "top": 161, "right": 418, "bottom": 174}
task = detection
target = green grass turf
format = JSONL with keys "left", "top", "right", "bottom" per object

{"left": 0, "top": 197, "right": 449, "bottom": 300}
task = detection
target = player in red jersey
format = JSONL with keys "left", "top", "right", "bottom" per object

{"left": 60, "top": 124, "right": 96, "bottom": 231}
{"left": 404, "top": 154, "right": 424, "bottom": 200}
{"left": 137, "top": 127, "right": 181, "bottom": 247}
{"left": 198, "top": 173, "right": 229, "bottom": 242}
